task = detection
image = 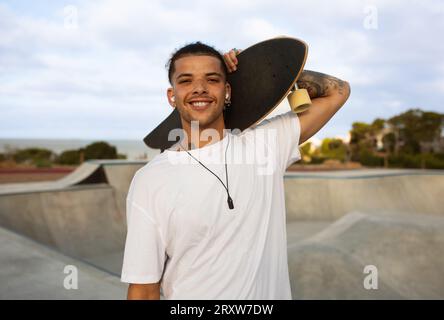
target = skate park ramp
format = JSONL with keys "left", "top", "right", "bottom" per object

{"left": 0, "top": 163, "right": 443, "bottom": 299}
{"left": 287, "top": 212, "right": 444, "bottom": 299}
{"left": 0, "top": 161, "right": 105, "bottom": 194}
{"left": 0, "top": 160, "right": 147, "bottom": 277}
{"left": 284, "top": 169, "right": 444, "bottom": 220}
{"left": 0, "top": 226, "right": 126, "bottom": 299}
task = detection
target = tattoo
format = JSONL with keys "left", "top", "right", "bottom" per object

{"left": 296, "top": 70, "right": 347, "bottom": 98}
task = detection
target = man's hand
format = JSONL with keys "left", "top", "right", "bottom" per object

{"left": 223, "top": 49, "right": 241, "bottom": 73}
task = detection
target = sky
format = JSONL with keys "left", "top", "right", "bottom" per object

{"left": 1, "top": 0, "right": 443, "bottom": 145}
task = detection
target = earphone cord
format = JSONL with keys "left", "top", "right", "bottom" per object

{"left": 182, "top": 135, "right": 234, "bottom": 210}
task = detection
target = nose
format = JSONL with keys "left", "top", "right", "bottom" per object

{"left": 192, "top": 79, "right": 208, "bottom": 94}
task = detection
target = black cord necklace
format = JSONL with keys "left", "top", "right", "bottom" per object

{"left": 181, "top": 134, "right": 234, "bottom": 210}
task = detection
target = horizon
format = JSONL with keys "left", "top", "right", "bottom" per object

{"left": 1, "top": 106, "right": 440, "bottom": 148}
{"left": 1, "top": 1, "right": 443, "bottom": 141}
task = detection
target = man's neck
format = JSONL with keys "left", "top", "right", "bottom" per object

{"left": 180, "top": 119, "right": 225, "bottom": 151}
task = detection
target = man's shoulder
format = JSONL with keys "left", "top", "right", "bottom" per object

{"left": 255, "top": 111, "right": 298, "bottom": 129}
{"left": 235, "top": 112, "right": 296, "bottom": 138}
{"left": 134, "top": 152, "right": 172, "bottom": 180}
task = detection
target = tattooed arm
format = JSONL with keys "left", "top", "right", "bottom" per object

{"left": 222, "top": 50, "right": 350, "bottom": 144}
{"left": 296, "top": 70, "right": 351, "bottom": 144}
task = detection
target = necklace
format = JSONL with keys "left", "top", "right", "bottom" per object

{"left": 181, "top": 134, "right": 234, "bottom": 210}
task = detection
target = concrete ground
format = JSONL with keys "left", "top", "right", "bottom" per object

{"left": 1, "top": 161, "right": 443, "bottom": 299}
{"left": 0, "top": 226, "right": 127, "bottom": 300}
{"left": 287, "top": 211, "right": 444, "bottom": 299}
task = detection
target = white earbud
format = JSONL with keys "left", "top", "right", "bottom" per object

{"left": 171, "top": 96, "right": 175, "bottom": 102}
{"left": 225, "top": 94, "right": 229, "bottom": 99}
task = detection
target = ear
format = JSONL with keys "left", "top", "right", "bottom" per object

{"left": 167, "top": 88, "right": 176, "bottom": 108}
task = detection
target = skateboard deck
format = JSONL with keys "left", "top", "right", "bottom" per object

{"left": 144, "top": 36, "right": 309, "bottom": 151}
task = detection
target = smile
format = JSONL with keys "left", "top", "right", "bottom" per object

{"left": 188, "top": 101, "right": 213, "bottom": 111}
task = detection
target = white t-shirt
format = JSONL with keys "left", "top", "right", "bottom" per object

{"left": 121, "top": 111, "right": 301, "bottom": 299}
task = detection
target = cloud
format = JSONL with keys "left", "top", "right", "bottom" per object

{"left": 0, "top": 0, "right": 443, "bottom": 141}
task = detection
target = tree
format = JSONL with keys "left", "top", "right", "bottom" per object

{"left": 349, "top": 122, "right": 377, "bottom": 161}
{"left": 13, "top": 148, "right": 55, "bottom": 166}
{"left": 320, "top": 138, "right": 347, "bottom": 162}
{"left": 300, "top": 142, "right": 312, "bottom": 155}
{"left": 83, "top": 141, "right": 118, "bottom": 160}
{"left": 56, "top": 150, "right": 82, "bottom": 165}
{"left": 382, "top": 132, "right": 396, "bottom": 153}
{"left": 300, "top": 142, "right": 312, "bottom": 163}
{"left": 388, "top": 109, "right": 444, "bottom": 154}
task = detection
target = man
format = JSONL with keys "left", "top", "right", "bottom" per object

{"left": 121, "top": 41, "right": 350, "bottom": 299}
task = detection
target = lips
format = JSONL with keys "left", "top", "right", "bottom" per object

{"left": 187, "top": 99, "right": 214, "bottom": 111}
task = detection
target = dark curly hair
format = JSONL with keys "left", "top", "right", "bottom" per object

{"left": 166, "top": 41, "right": 228, "bottom": 84}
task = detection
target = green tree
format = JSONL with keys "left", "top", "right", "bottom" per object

{"left": 372, "top": 118, "right": 386, "bottom": 131}
{"left": 382, "top": 132, "right": 396, "bottom": 153}
{"left": 349, "top": 122, "right": 375, "bottom": 161}
{"left": 320, "top": 138, "right": 347, "bottom": 162}
{"left": 300, "top": 142, "right": 312, "bottom": 156}
{"left": 13, "top": 148, "right": 55, "bottom": 166}
{"left": 388, "top": 109, "right": 444, "bottom": 154}
{"left": 84, "top": 141, "right": 118, "bottom": 160}
{"left": 56, "top": 150, "right": 82, "bottom": 165}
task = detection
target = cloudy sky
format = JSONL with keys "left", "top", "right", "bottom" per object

{"left": 1, "top": 0, "right": 443, "bottom": 144}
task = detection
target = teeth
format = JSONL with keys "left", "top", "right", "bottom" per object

{"left": 191, "top": 102, "right": 210, "bottom": 107}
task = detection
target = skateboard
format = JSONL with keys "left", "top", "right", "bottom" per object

{"left": 143, "top": 36, "right": 311, "bottom": 151}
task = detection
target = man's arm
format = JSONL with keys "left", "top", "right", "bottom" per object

{"left": 127, "top": 282, "right": 161, "bottom": 300}
{"left": 222, "top": 50, "right": 350, "bottom": 143}
{"left": 296, "top": 70, "right": 351, "bottom": 144}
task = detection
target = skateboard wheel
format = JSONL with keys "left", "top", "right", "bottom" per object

{"left": 288, "top": 88, "right": 311, "bottom": 113}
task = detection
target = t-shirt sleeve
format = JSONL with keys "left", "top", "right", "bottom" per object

{"left": 254, "top": 111, "right": 302, "bottom": 173}
{"left": 120, "top": 172, "right": 167, "bottom": 284}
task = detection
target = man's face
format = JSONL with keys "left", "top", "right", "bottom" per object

{"left": 168, "top": 55, "right": 230, "bottom": 129}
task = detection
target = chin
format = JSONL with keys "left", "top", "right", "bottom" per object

{"left": 189, "top": 113, "right": 221, "bottom": 128}
{"left": 189, "top": 117, "right": 212, "bottom": 128}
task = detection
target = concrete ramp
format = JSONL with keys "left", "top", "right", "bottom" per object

{"left": 0, "top": 160, "right": 147, "bottom": 196}
{"left": 55, "top": 161, "right": 106, "bottom": 186}
{"left": 285, "top": 169, "right": 444, "bottom": 221}
{"left": 288, "top": 212, "right": 444, "bottom": 299}
{"left": 1, "top": 164, "right": 443, "bottom": 299}
{"left": 0, "top": 226, "right": 126, "bottom": 299}
{"left": 0, "top": 160, "right": 146, "bottom": 275}
{"left": 0, "top": 162, "right": 103, "bottom": 195}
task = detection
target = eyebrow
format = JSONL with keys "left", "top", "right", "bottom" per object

{"left": 176, "top": 72, "right": 223, "bottom": 80}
